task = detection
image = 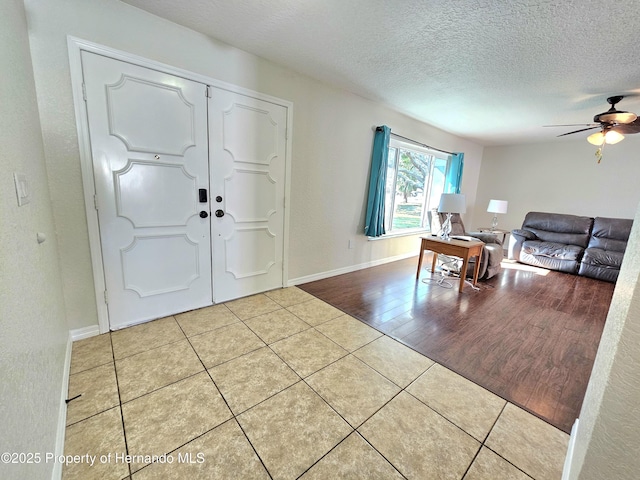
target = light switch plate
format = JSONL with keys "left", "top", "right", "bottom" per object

{"left": 14, "top": 173, "right": 30, "bottom": 206}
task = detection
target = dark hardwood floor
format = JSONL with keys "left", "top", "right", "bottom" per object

{"left": 298, "top": 255, "right": 615, "bottom": 433}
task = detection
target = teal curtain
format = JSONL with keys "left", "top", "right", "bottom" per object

{"left": 445, "top": 152, "right": 464, "bottom": 193}
{"left": 364, "top": 126, "right": 391, "bottom": 237}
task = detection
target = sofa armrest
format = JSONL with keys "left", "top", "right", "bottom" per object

{"left": 509, "top": 229, "right": 536, "bottom": 261}
{"left": 512, "top": 229, "right": 537, "bottom": 240}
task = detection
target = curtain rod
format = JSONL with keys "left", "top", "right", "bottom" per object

{"left": 376, "top": 126, "right": 454, "bottom": 155}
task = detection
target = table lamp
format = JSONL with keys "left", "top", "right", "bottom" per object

{"left": 487, "top": 199, "right": 508, "bottom": 230}
{"left": 437, "top": 193, "right": 466, "bottom": 240}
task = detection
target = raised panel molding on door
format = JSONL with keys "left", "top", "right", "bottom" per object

{"left": 209, "top": 89, "right": 288, "bottom": 302}
{"left": 107, "top": 75, "right": 196, "bottom": 155}
{"left": 114, "top": 161, "right": 197, "bottom": 227}
{"left": 222, "top": 103, "right": 279, "bottom": 165}
{"left": 121, "top": 234, "right": 201, "bottom": 297}
{"left": 225, "top": 227, "right": 277, "bottom": 279}
{"left": 224, "top": 169, "right": 276, "bottom": 222}
{"left": 82, "top": 51, "right": 213, "bottom": 330}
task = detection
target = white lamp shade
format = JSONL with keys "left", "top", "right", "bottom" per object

{"left": 487, "top": 199, "right": 508, "bottom": 214}
{"left": 438, "top": 193, "right": 466, "bottom": 214}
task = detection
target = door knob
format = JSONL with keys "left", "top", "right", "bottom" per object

{"left": 215, "top": 210, "right": 225, "bottom": 218}
{"left": 215, "top": 195, "right": 223, "bottom": 203}
{"left": 199, "top": 211, "right": 209, "bottom": 218}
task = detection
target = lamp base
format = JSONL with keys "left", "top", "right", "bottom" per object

{"left": 439, "top": 213, "right": 453, "bottom": 240}
{"left": 491, "top": 214, "right": 498, "bottom": 231}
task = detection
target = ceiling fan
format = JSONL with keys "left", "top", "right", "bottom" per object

{"left": 545, "top": 95, "right": 640, "bottom": 162}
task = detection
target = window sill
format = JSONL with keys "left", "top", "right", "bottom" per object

{"left": 367, "top": 229, "right": 431, "bottom": 241}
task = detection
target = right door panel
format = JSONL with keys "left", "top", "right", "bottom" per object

{"left": 208, "top": 88, "right": 288, "bottom": 302}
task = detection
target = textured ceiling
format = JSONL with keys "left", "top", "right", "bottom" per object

{"left": 122, "top": 0, "right": 640, "bottom": 146}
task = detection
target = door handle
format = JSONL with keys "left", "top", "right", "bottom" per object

{"left": 199, "top": 189, "right": 208, "bottom": 203}
{"left": 215, "top": 210, "right": 225, "bottom": 218}
{"left": 199, "top": 211, "right": 209, "bottom": 218}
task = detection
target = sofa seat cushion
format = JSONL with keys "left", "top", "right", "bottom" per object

{"left": 578, "top": 248, "right": 623, "bottom": 282}
{"left": 522, "top": 240, "right": 583, "bottom": 261}
{"left": 581, "top": 248, "right": 624, "bottom": 270}
{"left": 520, "top": 240, "right": 583, "bottom": 274}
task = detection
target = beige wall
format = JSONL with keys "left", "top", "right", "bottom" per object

{"left": 24, "top": 0, "right": 483, "bottom": 330}
{"left": 0, "top": 1, "right": 69, "bottom": 478}
{"left": 473, "top": 139, "right": 640, "bottom": 231}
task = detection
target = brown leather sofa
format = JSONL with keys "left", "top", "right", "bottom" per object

{"left": 509, "top": 211, "right": 633, "bottom": 282}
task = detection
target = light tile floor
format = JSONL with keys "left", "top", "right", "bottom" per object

{"left": 63, "top": 287, "right": 569, "bottom": 480}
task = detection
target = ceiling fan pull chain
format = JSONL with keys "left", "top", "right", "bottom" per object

{"left": 595, "top": 145, "right": 603, "bottom": 164}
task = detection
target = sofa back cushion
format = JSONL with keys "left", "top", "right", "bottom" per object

{"left": 588, "top": 217, "right": 633, "bottom": 252}
{"left": 522, "top": 212, "right": 593, "bottom": 248}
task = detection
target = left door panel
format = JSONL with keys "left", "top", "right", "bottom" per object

{"left": 81, "top": 52, "right": 212, "bottom": 330}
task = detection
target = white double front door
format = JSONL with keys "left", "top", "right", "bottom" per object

{"left": 82, "top": 52, "right": 287, "bottom": 330}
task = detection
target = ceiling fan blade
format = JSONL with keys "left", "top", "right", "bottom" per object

{"left": 612, "top": 118, "right": 640, "bottom": 134}
{"left": 557, "top": 126, "right": 601, "bottom": 137}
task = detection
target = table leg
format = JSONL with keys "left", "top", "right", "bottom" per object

{"left": 459, "top": 255, "right": 469, "bottom": 292}
{"left": 416, "top": 245, "right": 425, "bottom": 279}
{"left": 472, "top": 252, "right": 482, "bottom": 286}
{"left": 431, "top": 252, "right": 438, "bottom": 273}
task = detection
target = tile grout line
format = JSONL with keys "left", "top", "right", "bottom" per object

{"left": 124, "top": 309, "right": 273, "bottom": 477}
{"left": 178, "top": 314, "right": 277, "bottom": 478}
{"left": 109, "top": 331, "right": 132, "bottom": 480}
{"left": 476, "top": 401, "right": 537, "bottom": 479}
{"left": 289, "top": 343, "right": 447, "bottom": 480}
{"left": 232, "top": 416, "right": 275, "bottom": 480}
{"left": 254, "top": 296, "right": 494, "bottom": 478}
{"left": 221, "top": 296, "right": 375, "bottom": 478}
{"left": 480, "top": 444, "right": 535, "bottom": 479}
{"left": 64, "top": 360, "right": 125, "bottom": 428}
{"left": 354, "top": 430, "right": 410, "bottom": 480}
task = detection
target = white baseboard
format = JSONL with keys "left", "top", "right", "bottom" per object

{"left": 51, "top": 334, "right": 73, "bottom": 480}
{"left": 562, "top": 418, "right": 579, "bottom": 480}
{"left": 69, "top": 324, "right": 100, "bottom": 341}
{"left": 288, "top": 252, "right": 417, "bottom": 286}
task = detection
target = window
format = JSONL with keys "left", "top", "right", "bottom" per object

{"left": 383, "top": 138, "right": 449, "bottom": 234}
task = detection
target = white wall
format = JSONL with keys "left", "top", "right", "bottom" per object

{"left": 0, "top": 1, "right": 69, "bottom": 478}
{"left": 473, "top": 138, "right": 640, "bottom": 232}
{"left": 24, "top": 0, "right": 483, "bottom": 330}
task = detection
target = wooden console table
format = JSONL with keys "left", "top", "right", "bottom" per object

{"left": 416, "top": 236, "right": 485, "bottom": 292}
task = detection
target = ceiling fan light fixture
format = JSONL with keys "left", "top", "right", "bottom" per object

{"left": 587, "top": 130, "right": 624, "bottom": 146}
{"left": 587, "top": 131, "right": 605, "bottom": 146}
{"left": 604, "top": 130, "right": 625, "bottom": 144}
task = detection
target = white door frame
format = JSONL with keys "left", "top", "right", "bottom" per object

{"left": 67, "top": 36, "right": 293, "bottom": 334}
